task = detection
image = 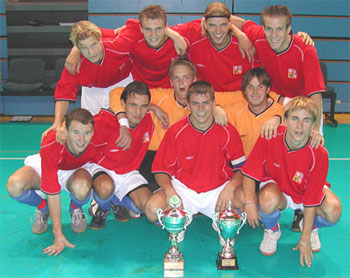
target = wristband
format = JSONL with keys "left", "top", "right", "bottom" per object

{"left": 118, "top": 118, "right": 129, "bottom": 128}
{"left": 245, "top": 202, "right": 256, "bottom": 206}
{"left": 299, "top": 240, "right": 309, "bottom": 246}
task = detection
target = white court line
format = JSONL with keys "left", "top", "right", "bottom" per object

{"left": 0, "top": 157, "right": 350, "bottom": 161}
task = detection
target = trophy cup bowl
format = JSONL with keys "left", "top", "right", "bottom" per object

{"left": 212, "top": 201, "right": 246, "bottom": 270}
{"left": 157, "top": 195, "right": 193, "bottom": 276}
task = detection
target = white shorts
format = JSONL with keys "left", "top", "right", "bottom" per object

{"left": 24, "top": 154, "right": 90, "bottom": 194}
{"left": 171, "top": 177, "right": 229, "bottom": 219}
{"left": 81, "top": 73, "right": 133, "bottom": 115}
{"left": 85, "top": 163, "right": 148, "bottom": 201}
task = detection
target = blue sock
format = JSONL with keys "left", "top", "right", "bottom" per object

{"left": 313, "top": 214, "right": 337, "bottom": 228}
{"left": 70, "top": 192, "right": 91, "bottom": 212}
{"left": 93, "top": 191, "right": 114, "bottom": 211}
{"left": 12, "top": 190, "right": 47, "bottom": 212}
{"left": 258, "top": 206, "right": 280, "bottom": 230}
{"left": 112, "top": 195, "right": 142, "bottom": 214}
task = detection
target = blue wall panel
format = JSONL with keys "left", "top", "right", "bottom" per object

{"left": 0, "top": 16, "right": 6, "bottom": 36}
{"left": 89, "top": 0, "right": 232, "bottom": 13}
{"left": 0, "top": 39, "right": 7, "bottom": 58}
{"left": 0, "top": 59, "right": 8, "bottom": 80}
{"left": 234, "top": 0, "right": 350, "bottom": 16}
{"left": 0, "top": 0, "right": 4, "bottom": 13}
{"left": 325, "top": 62, "right": 350, "bottom": 82}
{"left": 316, "top": 40, "right": 350, "bottom": 61}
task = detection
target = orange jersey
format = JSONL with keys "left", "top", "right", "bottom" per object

{"left": 225, "top": 98, "right": 284, "bottom": 156}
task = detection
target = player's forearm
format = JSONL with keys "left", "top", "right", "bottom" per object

{"left": 242, "top": 175, "right": 257, "bottom": 203}
{"left": 230, "top": 15, "right": 245, "bottom": 30}
{"left": 229, "top": 170, "right": 243, "bottom": 191}
{"left": 310, "top": 93, "right": 323, "bottom": 130}
{"left": 166, "top": 28, "right": 184, "bottom": 44}
{"left": 300, "top": 207, "right": 317, "bottom": 244}
{"left": 155, "top": 173, "right": 177, "bottom": 197}
{"left": 53, "top": 101, "right": 70, "bottom": 127}
{"left": 47, "top": 194, "right": 64, "bottom": 237}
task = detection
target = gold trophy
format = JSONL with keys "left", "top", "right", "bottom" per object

{"left": 156, "top": 195, "right": 193, "bottom": 277}
{"left": 212, "top": 200, "right": 246, "bottom": 270}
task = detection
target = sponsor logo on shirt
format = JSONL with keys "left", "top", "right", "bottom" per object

{"left": 233, "top": 65, "right": 243, "bottom": 74}
{"left": 292, "top": 171, "right": 304, "bottom": 184}
{"left": 142, "top": 132, "right": 150, "bottom": 143}
{"left": 288, "top": 68, "right": 297, "bottom": 79}
{"left": 273, "top": 163, "right": 280, "bottom": 167}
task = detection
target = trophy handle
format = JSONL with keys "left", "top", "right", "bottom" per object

{"left": 183, "top": 209, "right": 193, "bottom": 230}
{"left": 212, "top": 212, "right": 220, "bottom": 234}
{"left": 237, "top": 212, "right": 247, "bottom": 235}
{"left": 156, "top": 208, "right": 165, "bottom": 229}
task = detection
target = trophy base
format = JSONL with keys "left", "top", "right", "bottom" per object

{"left": 164, "top": 258, "right": 184, "bottom": 270}
{"left": 216, "top": 253, "right": 238, "bottom": 270}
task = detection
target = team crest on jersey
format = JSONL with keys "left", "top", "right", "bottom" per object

{"left": 292, "top": 171, "right": 304, "bottom": 184}
{"left": 288, "top": 68, "right": 297, "bottom": 79}
{"left": 233, "top": 65, "right": 243, "bottom": 74}
{"left": 142, "top": 132, "right": 150, "bottom": 143}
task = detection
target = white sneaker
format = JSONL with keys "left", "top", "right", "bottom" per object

{"left": 128, "top": 209, "right": 142, "bottom": 219}
{"left": 70, "top": 208, "right": 87, "bottom": 233}
{"left": 260, "top": 224, "right": 281, "bottom": 256}
{"left": 299, "top": 219, "right": 321, "bottom": 252}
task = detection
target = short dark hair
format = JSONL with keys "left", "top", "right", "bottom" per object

{"left": 169, "top": 58, "right": 197, "bottom": 79}
{"left": 120, "top": 81, "right": 151, "bottom": 103}
{"left": 66, "top": 108, "right": 94, "bottom": 130}
{"left": 262, "top": 5, "right": 292, "bottom": 27}
{"left": 187, "top": 81, "right": 215, "bottom": 102}
{"left": 139, "top": 5, "right": 167, "bottom": 26}
{"left": 242, "top": 67, "right": 271, "bottom": 92}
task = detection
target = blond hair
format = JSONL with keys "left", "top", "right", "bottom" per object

{"left": 70, "top": 20, "right": 102, "bottom": 48}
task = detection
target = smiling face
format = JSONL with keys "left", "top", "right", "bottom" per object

{"left": 78, "top": 36, "right": 103, "bottom": 64}
{"left": 263, "top": 16, "right": 291, "bottom": 53}
{"left": 140, "top": 17, "right": 167, "bottom": 49}
{"left": 204, "top": 17, "right": 231, "bottom": 50}
{"left": 66, "top": 120, "right": 94, "bottom": 155}
{"left": 284, "top": 109, "right": 315, "bottom": 149}
{"left": 170, "top": 65, "right": 197, "bottom": 106}
{"left": 244, "top": 76, "right": 270, "bottom": 113}
{"left": 188, "top": 92, "right": 215, "bottom": 131}
{"left": 122, "top": 93, "right": 150, "bottom": 127}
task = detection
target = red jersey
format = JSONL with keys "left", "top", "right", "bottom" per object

{"left": 40, "top": 131, "right": 101, "bottom": 195}
{"left": 176, "top": 19, "right": 259, "bottom": 91}
{"left": 103, "top": 19, "right": 180, "bottom": 88}
{"left": 242, "top": 20, "right": 325, "bottom": 98}
{"left": 92, "top": 109, "right": 154, "bottom": 174}
{"left": 54, "top": 39, "right": 131, "bottom": 101}
{"left": 242, "top": 126, "right": 329, "bottom": 206}
{"left": 152, "top": 116, "right": 246, "bottom": 193}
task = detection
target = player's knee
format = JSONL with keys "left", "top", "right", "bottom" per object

{"left": 258, "top": 189, "right": 280, "bottom": 213}
{"left": 70, "top": 181, "right": 92, "bottom": 200}
{"left": 6, "top": 175, "right": 25, "bottom": 197}
{"left": 93, "top": 179, "right": 114, "bottom": 200}
{"left": 327, "top": 198, "right": 342, "bottom": 223}
{"left": 144, "top": 195, "right": 161, "bottom": 223}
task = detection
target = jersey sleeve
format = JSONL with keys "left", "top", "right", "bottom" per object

{"left": 242, "top": 20, "right": 264, "bottom": 43}
{"left": 302, "top": 148, "right": 329, "bottom": 206}
{"left": 109, "top": 87, "right": 125, "bottom": 114}
{"left": 40, "top": 142, "right": 62, "bottom": 195}
{"left": 171, "top": 18, "right": 203, "bottom": 45}
{"left": 215, "top": 92, "right": 246, "bottom": 107}
{"left": 99, "top": 27, "right": 118, "bottom": 38}
{"left": 302, "top": 47, "right": 326, "bottom": 96}
{"left": 241, "top": 135, "right": 266, "bottom": 181}
{"left": 152, "top": 128, "right": 178, "bottom": 176}
{"left": 54, "top": 67, "right": 80, "bottom": 101}
{"left": 226, "top": 125, "right": 246, "bottom": 170}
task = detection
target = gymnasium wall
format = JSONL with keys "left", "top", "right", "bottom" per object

{"left": 1, "top": 0, "right": 349, "bottom": 115}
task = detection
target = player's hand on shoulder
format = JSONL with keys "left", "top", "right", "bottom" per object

{"left": 214, "top": 106, "right": 228, "bottom": 126}
{"left": 310, "top": 129, "right": 324, "bottom": 149}
{"left": 41, "top": 125, "right": 56, "bottom": 142}
{"left": 65, "top": 46, "right": 82, "bottom": 74}
{"left": 116, "top": 126, "right": 132, "bottom": 151}
{"left": 297, "top": 31, "right": 315, "bottom": 46}
{"left": 261, "top": 116, "right": 281, "bottom": 140}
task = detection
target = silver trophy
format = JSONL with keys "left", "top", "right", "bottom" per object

{"left": 156, "top": 195, "right": 193, "bottom": 275}
{"left": 212, "top": 200, "right": 246, "bottom": 270}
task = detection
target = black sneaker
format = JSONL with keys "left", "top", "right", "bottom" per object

{"left": 89, "top": 207, "right": 110, "bottom": 230}
{"left": 291, "top": 209, "right": 303, "bottom": 232}
{"left": 111, "top": 203, "right": 130, "bottom": 222}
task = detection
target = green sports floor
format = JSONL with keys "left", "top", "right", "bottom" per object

{"left": 0, "top": 122, "right": 349, "bottom": 278}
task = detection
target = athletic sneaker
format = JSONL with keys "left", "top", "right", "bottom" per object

{"left": 260, "top": 224, "right": 281, "bottom": 256}
{"left": 70, "top": 208, "right": 87, "bottom": 233}
{"left": 291, "top": 209, "right": 303, "bottom": 232}
{"left": 111, "top": 203, "right": 129, "bottom": 222}
{"left": 90, "top": 207, "right": 110, "bottom": 230}
{"left": 31, "top": 210, "right": 49, "bottom": 234}
{"left": 299, "top": 219, "right": 321, "bottom": 252}
{"left": 128, "top": 209, "right": 142, "bottom": 219}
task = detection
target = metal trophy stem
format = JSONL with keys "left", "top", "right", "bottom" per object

{"left": 212, "top": 200, "right": 247, "bottom": 270}
{"left": 157, "top": 195, "right": 193, "bottom": 276}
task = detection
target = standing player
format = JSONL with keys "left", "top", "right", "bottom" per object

{"left": 7, "top": 108, "right": 99, "bottom": 256}
{"left": 241, "top": 96, "right": 341, "bottom": 267}
{"left": 87, "top": 82, "right": 154, "bottom": 229}
{"left": 42, "top": 20, "right": 132, "bottom": 140}
{"left": 145, "top": 81, "right": 246, "bottom": 235}
{"left": 231, "top": 5, "right": 325, "bottom": 132}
